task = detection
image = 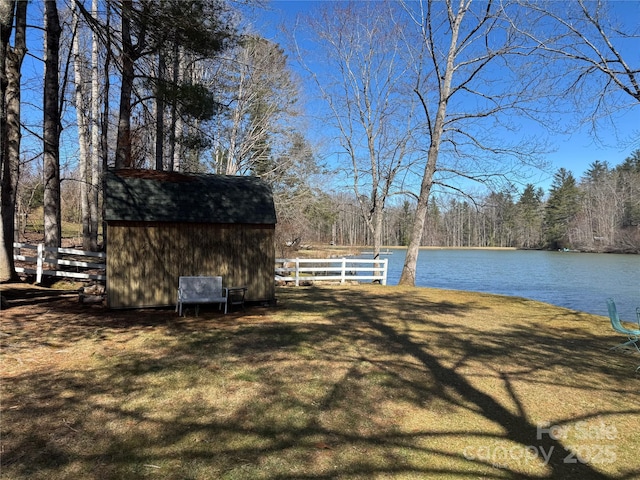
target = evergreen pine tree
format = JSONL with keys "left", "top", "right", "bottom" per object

{"left": 543, "top": 168, "right": 581, "bottom": 249}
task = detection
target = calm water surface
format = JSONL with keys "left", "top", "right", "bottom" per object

{"left": 365, "top": 249, "right": 639, "bottom": 320}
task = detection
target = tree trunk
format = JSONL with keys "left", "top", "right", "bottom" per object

{"left": 115, "top": 0, "right": 134, "bottom": 169}
{"left": 169, "top": 44, "right": 183, "bottom": 172}
{"left": 155, "top": 49, "right": 165, "bottom": 170}
{"left": 0, "top": 0, "right": 25, "bottom": 282}
{"left": 398, "top": 0, "right": 463, "bottom": 286}
{"left": 89, "top": 0, "right": 100, "bottom": 250}
{"left": 43, "top": 0, "right": 61, "bottom": 249}
{"left": 100, "top": 1, "right": 111, "bottom": 247}
{"left": 72, "top": 7, "right": 91, "bottom": 250}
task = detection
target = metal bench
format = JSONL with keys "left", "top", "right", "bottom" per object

{"left": 176, "top": 276, "right": 228, "bottom": 316}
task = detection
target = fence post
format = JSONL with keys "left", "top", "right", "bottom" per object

{"left": 382, "top": 258, "right": 388, "bottom": 285}
{"left": 295, "top": 258, "right": 300, "bottom": 287}
{"left": 36, "top": 243, "right": 44, "bottom": 284}
{"left": 340, "top": 258, "right": 346, "bottom": 284}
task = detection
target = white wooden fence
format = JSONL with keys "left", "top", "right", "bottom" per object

{"left": 12, "top": 245, "right": 387, "bottom": 287}
{"left": 13, "top": 242, "right": 106, "bottom": 283}
{"left": 275, "top": 257, "right": 388, "bottom": 286}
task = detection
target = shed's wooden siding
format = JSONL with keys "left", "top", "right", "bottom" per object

{"left": 107, "top": 221, "right": 275, "bottom": 308}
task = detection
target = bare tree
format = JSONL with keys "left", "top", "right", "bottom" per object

{"left": 296, "top": 1, "right": 418, "bottom": 260}
{"left": 574, "top": 161, "right": 615, "bottom": 251}
{"left": 514, "top": 0, "right": 639, "bottom": 130}
{"left": 0, "top": 0, "right": 26, "bottom": 281}
{"left": 72, "top": 5, "right": 92, "bottom": 250}
{"left": 89, "top": 0, "right": 101, "bottom": 249}
{"left": 70, "top": 1, "right": 100, "bottom": 251}
{"left": 154, "top": 46, "right": 166, "bottom": 170}
{"left": 169, "top": 48, "right": 185, "bottom": 172}
{"left": 213, "top": 35, "right": 301, "bottom": 176}
{"left": 397, "top": 0, "right": 547, "bottom": 285}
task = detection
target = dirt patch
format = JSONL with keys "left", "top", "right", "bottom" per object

{"left": 1, "top": 282, "right": 260, "bottom": 355}
{"left": 16, "top": 232, "right": 88, "bottom": 249}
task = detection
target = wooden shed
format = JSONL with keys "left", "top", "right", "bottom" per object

{"left": 104, "top": 169, "right": 277, "bottom": 309}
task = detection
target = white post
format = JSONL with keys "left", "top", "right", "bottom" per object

{"left": 340, "top": 258, "right": 346, "bottom": 284}
{"left": 295, "top": 258, "right": 300, "bottom": 287}
{"left": 36, "top": 243, "right": 44, "bottom": 284}
{"left": 381, "top": 258, "right": 388, "bottom": 285}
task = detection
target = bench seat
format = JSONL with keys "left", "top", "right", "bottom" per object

{"left": 176, "top": 276, "right": 228, "bottom": 316}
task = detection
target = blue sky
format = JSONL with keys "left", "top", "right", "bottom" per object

{"left": 248, "top": 0, "right": 640, "bottom": 193}
{"left": 17, "top": 0, "right": 639, "bottom": 196}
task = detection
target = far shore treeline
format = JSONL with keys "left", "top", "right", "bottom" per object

{"left": 303, "top": 157, "right": 640, "bottom": 254}
{"left": 19, "top": 153, "right": 640, "bottom": 255}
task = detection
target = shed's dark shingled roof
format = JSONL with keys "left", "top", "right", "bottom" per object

{"left": 105, "top": 169, "right": 276, "bottom": 224}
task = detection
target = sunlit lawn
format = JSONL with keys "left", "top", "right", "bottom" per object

{"left": 1, "top": 284, "right": 639, "bottom": 479}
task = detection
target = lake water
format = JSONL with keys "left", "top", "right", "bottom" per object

{"left": 362, "top": 249, "right": 639, "bottom": 320}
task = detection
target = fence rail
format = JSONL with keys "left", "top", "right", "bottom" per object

{"left": 12, "top": 246, "right": 386, "bottom": 287}
{"left": 13, "top": 242, "right": 106, "bottom": 283}
{"left": 275, "top": 257, "right": 387, "bottom": 286}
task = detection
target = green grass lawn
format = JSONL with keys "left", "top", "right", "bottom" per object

{"left": 1, "top": 284, "right": 639, "bottom": 479}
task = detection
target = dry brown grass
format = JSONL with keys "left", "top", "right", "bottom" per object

{"left": 1, "top": 283, "right": 639, "bottom": 479}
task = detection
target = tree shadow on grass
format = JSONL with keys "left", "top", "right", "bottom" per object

{"left": 1, "top": 284, "right": 639, "bottom": 479}
{"left": 360, "top": 326, "right": 614, "bottom": 478}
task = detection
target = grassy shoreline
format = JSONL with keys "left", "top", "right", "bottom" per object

{"left": 1, "top": 283, "right": 638, "bottom": 479}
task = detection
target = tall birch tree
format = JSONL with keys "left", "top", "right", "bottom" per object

{"left": 89, "top": 0, "right": 100, "bottom": 249}
{"left": 71, "top": 1, "right": 100, "bottom": 251}
{"left": 72, "top": 5, "right": 92, "bottom": 250}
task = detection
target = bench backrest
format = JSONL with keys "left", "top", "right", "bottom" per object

{"left": 178, "top": 276, "right": 224, "bottom": 302}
